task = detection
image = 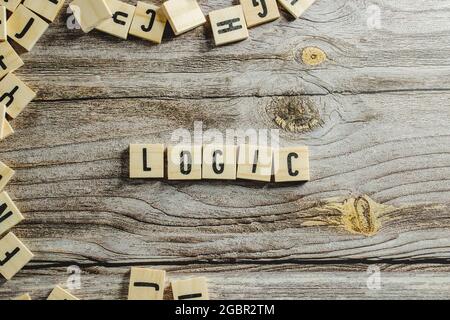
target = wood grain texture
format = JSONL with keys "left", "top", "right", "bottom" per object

{"left": 0, "top": 0, "right": 450, "bottom": 299}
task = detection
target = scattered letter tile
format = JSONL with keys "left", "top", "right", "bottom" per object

{"left": 23, "top": 0, "right": 66, "bottom": 22}
{"left": 0, "top": 118, "right": 13, "bottom": 140}
{"left": 129, "top": 1, "right": 166, "bottom": 44}
{"left": 0, "top": 232, "right": 33, "bottom": 280}
{"left": 209, "top": 5, "right": 248, "bottom": 46}
{"left": 161, "top": 0, "right": 206, "bottom": 36}
{"left": 129, "top": 144, "right": 165, "bottom": 178}
{"left": 172, "top": 277, "right": 209, "bottom": 300}
{"left": 240, "top": 0, "right": 279, "bottom": 28}
{"left": 12, "top": 293, "right": 31, "bottom": 300}
{"left": 0, "top": 73, "right": 36, "bottom": 119}
{"left": 0, "top": 191, "right": 24, "bottom": 235}
{"left": 274, "top": 146, "right": 310, "bottom": 182}
{"left": 128, "top": 267, "right": 166, "bottom": 300}
{"left": 0, "top": 161, "right": 15, "bottom": 192}
{"left": 0, "top": 41, "right": 24, "bottom": 79}
{"left": 69, "top": 0, "right": 112, "bottom": 33}
{"left": 167, "top": 145, "right": 202, "bottom": 180}
{"left": 0, "top": 0, "right": 21, "bottom": 13}
{"left": 237, "top": 145, "right": 273, "bottom": 182}
{"left": 277, "top": 0, "right": 317, "bottom": 18}
{"left": 47, "top": 285, "right": 79, "bottom": 300}
{"left": 96, "top": 0, "right": 135, "bottom": 40}
{"left": 202, "top": 145, "right": 237, "bottom": 180}
{"left": 7, "top": 5, "right": 50, "bottom": 52}
{"left": 0, "top": 6, "right": 6, "bottom": 41}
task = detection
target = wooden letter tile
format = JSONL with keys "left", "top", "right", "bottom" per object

{"left": 1, "top": 118, "right": 13, "bottom": 140}
{"left": 172, "top": 277, "right": 209, "bottom": 300}
{"left": 7, "top": 5, "right": 50, "bottom": 52}
{"left": 12, "top": 293, "right": 32, "bottom": 300}
{"left": 47, "top": 285, "right": 79, "bottom": 300}
{"left": 240, "top": 0, "right": 279, "bottom": 28}
{"left": 209, "top": 5, "right": 249, "bottom": 46}
{"left": 0, "top": 191, "right": 24, "bottom": 235}
{"left": 129, "top": 1, "right": 166, "bottom": 44}
{"left": 96, "top": 0, "right": 135, "bottom": 40}
{"left": 0, "top": 161, "right": 15, "bottom": 192}
{"left": 0, "top": 232, "right": 33, "bottom": 280}
{"left": 0, "top": 41, "right": 24, "bottom": 79}
{"left": 128, "top": 267, "right": 166, "bottom": 300}
{"left": 237, "top": 145, "right": 273, "bottom": 182}
{"left": 0, "top": 6, "right": 6, "bottom": 41}
{"left": 23, "top": 0, "right": 66, "bottom": 22}
{"left": 0, "top": 73, "right": 36, "bottom": 119}
{"left": 129, "top": 144, "right": 164, "bottom": 178}
{"left": 167, "top": 145, "right": 202, "bottom": 180}
{"left": 274, "top": 146, "right": 310, "bottom": 182}
{"left": 202, "top": 145, "right": 237, "bottom": 180}
{"left": 0, "top": 0, "right": 21, "bottom": 13}
{"left": 277, "top": 0, "right": 317, "bottom": 18}
{"left": 161, "top": 0, "right": 206, "bottom": 36}
{"left": 69, "top": 0, "right": 112, "bottom": 33}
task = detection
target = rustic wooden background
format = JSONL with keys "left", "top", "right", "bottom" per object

{"left": 1, "top": 0, "right": 450, "bottom": 299}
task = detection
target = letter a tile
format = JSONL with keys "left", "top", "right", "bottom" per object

{"left": 209, "top": 5, "right": 248, "bottom": 46}
{"left": 0, "top": 232, "right": 33, "bottom": 280}
{"left": 96, "top": 0, "right": 135, "bottom": 40}
{"left": 7, "top": 4, "right": 49, "bottom": 52}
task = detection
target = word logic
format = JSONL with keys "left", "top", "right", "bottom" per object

{"left": 129, "top": 144, "right": 310, "bottom": 182}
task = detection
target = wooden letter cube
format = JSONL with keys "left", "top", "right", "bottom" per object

{"left": 7, "top": 5, "right": 49, "bottom": 52}
{"left": 202, "top": 145, "right": 237, "bottom": 180}
{"left": 0, "top": 73, "right": 36, "bottom": 119}
{"left": 167, "top": 145, "right": 202, "bottom": 180}
{"left": 0, "top": 41, "right": 23, "bottom": 79}
{"left": 1, "top": 118, "right": 13, "bottom": 140}
{"left": 240, "top": 0, "right": 280, "bottom": 28}
{"left": 23, "top": 0, "right": 66, "bottom": 22}
{"left": 209, "top": 5, "right": 248, "bottom": 46}
{"left": 237, "top": 145, "right": 273, "bottom": 182}
{"left": 129, "top": 144, "right": 164, "bottom": 178}
{"left": 47, "top": 285, "right": 79, "bottom": 300}
{"left": 128, "top": 267, "right": 166, "bottom": 300}
{"left": 0, "top": 191, "right": 24, "bottom": 235}
{"left": 0, "top": 6, "right": 6, "bottom": 41}
{"left": 277, "top": 0, "right": 317, "bottom": 18}
{"left": 96, "top": 0, "right": 135, "bottom": 40}
{"left": 172, "top": 277, "right": 209, "bottom": 300}
{"left": 0, "top": 161, "right": 15, "bottom": 192}
{"left": 0, "top": 0, "right": 21, "bottom": 13}
{"left": 69, "top": 0, "right": 112, "bottom": 33}
{"left": 0, "top": 232, "right": 33, "bottom": 280}
{"left": 274, "top": 146, "right": 310, "bottom": 182}
{"left": 129, "top": 1, "right": 166, "bottom": 44}
{"left": 161, "top": 0, "right": 206, "bottom": 36}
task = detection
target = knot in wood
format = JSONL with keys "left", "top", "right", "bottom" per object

{"left": 301, "top": 47, "right": 327, "bottom": 66}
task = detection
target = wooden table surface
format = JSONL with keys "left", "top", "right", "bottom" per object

{"left": 1, "top": 0, "right": 450, "bottom": 299}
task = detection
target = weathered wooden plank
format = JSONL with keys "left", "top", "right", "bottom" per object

{"left": 1, "top": 264, "right": 450, "bottom": 300}
{"left": 12, "top": 0, "right": 450, "bottom": 100}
